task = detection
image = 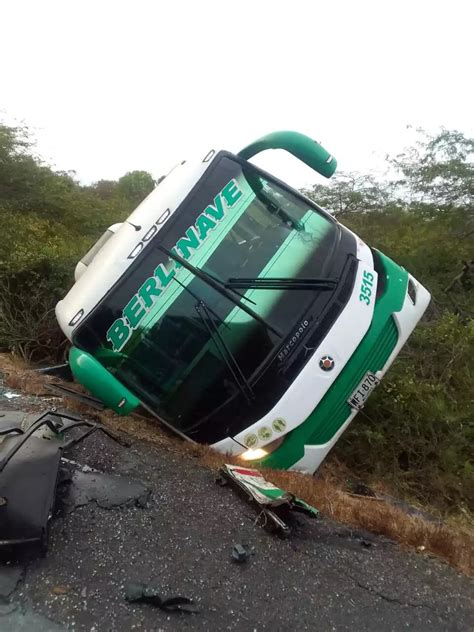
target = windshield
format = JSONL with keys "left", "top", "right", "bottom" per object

{"left": 74, "top": 155, "right": 339, "bottom": 433}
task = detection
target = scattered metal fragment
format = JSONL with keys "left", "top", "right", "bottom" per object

{"left": 219, "top": 464, "right": 319, "bottom": 537}
{"left": 232, "top": 544, "right": 252, "bottom": 563}
{"left": 44, "top": 382, "right": 105, "bottom": 410}
{"left": 125, "top": 582, "right": 198, "bottom": 613}
{"left": 34, "top": 363, "right": 72, "bottom": 380}
{"left": 0, "top": 409, "right": 125, "bottom": 473}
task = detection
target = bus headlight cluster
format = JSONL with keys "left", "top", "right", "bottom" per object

{"left": 240, "top": 448, "right": 269, "bottom": 461}
{"left": 239, "top": 437, "right": 285, "bottom": 461}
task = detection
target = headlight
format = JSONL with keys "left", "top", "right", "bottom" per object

{"left": 239, "top": 436, "right": 284, "bottom": 461}
{"left": 240, "top": 448, "right": 269, "bottom": 461}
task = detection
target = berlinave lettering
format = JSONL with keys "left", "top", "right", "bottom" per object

{"left": 106, "top": 179, "right": 242, "bottom": 352}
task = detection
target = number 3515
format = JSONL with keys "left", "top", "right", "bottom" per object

{"left": 359, "top": 271, "right": 374, "bottom": 305}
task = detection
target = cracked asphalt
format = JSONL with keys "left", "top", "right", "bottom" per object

{"left": 0, "top": 398, "right": 473, "bottom": 631}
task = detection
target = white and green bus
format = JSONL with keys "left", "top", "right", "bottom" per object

{"left": 56, "top": 131, "right": 430, "bottom": 473}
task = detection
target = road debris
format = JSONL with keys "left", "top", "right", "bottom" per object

{"left": 51, "top": 585, "right": 71, "bottom": 595}
{"left": 125, "top": 582, "right": 198, "bottom": 613}
{"left": 34, "top": 363, "right": 72, "bottom": 380}
{"left": 218, "top": 464, "right": 319, "bottom": 537}
{"left": 231, "top": 543, "right": 253, "bottom": 563}
{"left": 44, "top": 381, "right": 105, "bottom": 410}
{"left": 0, "top": 408, "right": 126, "bottom": 556}
{"left": 3, "top": 392, "right": 21, "bottom": 400}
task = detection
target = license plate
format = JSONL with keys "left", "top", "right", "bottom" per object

{"left": 348, "top": 372, "right": 380, "bottom": 409}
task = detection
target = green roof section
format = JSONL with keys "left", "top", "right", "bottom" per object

{"left": 238, "top": 131, "right": 337, "bottom": 179}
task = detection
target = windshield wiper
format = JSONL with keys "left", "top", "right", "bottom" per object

{"left": 172, "top": 275, "right": 229, "bottom": 330}
{"left": 195, "top": 300, "right": 254, "bottom": 403}
{"left": 156, "top": 244, "right": 282, "bottom": 338}
{"left": 226, "top": 277, "right": 338, "bottom": 291}
{"left": 169, "top": 274, "right": 254, "bottom": 403}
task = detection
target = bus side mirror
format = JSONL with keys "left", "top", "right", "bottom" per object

{"left": 238, "top": 131, "right": 337, "bottom": 179}
{"left": 69, "top": 346, "right": 140, "bottom": 415}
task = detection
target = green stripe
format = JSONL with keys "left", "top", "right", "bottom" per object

{"left": 259, "top": 251, "right": 408, "bottom": 470}
{"left": 250, "top": 486, "right": 286, "bottom": 499}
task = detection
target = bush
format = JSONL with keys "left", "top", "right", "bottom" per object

{"left": 0, "top": 263, "right": 72, "bottom": 361}
{"left": 333, "top": 313, "right": 473, "bottom": 513}
{"left": 0, "top": 122, "right": 152, "bottom": 361}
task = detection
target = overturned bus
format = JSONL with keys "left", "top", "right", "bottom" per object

{"left": 56, "top": 131, "right": 430, "bottom": 473}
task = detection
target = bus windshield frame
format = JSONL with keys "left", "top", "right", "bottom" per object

{"left": 74, "top": 153, "right": 343, "bottom": 437}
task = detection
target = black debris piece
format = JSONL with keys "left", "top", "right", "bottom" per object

{"left": 0, "top": 409, "right": 126, "bottom": 557}
{"left": 232, "top": 544, "right": 252, "bottom": 563}
{"left": 125, "top": 582, "right": 198, "bottom": 613}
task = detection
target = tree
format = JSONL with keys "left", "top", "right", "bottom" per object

{"left": 0, "top": 121, "right": 132, "bottom": 357}
{"left": 302, "top": 172, "right": 392, "bottom": 216}
{"left": 117, "top": 170, "right": 155, "bottom": 207}
{"left": 390, "top": 128, "right": 474, "bottom": 207}
{"left": 92, "top": 179, "right": 118, "bottom": 200}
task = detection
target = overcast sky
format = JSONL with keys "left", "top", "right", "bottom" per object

{"left": 2, "top": 0, "right": 473, "bottom": 189}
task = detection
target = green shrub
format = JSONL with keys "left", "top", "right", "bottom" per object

{"left": 0, "top": 122, "right": 151, "bottom": 360}
{"left": 333, "top": 314, "right": 473, "bottom": 513}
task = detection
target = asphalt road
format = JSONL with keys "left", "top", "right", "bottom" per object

{"left": 0, "top": 398, "right": 473, "bottom": 631}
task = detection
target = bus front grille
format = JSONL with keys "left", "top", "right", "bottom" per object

{"left": 306, "top": 315, "right": 399, "bottom": 445}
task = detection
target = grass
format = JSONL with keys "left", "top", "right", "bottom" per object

{"left": 0, "top": 352, "right": 472, "bottom": 576}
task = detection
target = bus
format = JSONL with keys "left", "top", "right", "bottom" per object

{"left": 55, "top": 131, "right": 430, "bottom": 473}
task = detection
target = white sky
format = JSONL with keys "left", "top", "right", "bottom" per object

{"left": 1, "top": 0, "right": 473, "bottom": 189}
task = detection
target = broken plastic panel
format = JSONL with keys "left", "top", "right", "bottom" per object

{"left": 218, "top": 464, "right": 319, "bottom": 537}
{"left": 0, "top": 409, "right": 124, "bottom": 556}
